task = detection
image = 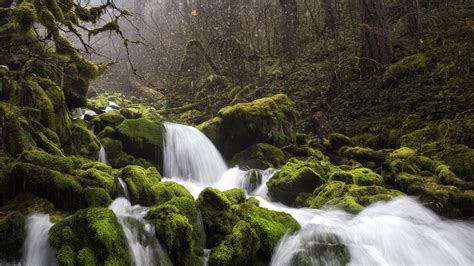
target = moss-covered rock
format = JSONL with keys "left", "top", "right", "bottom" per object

{"left": 198, "top": 94, "right": 297, "bottom": 159}
{"left": 92, "top": 111, "right": 125, "bottom": 133}
{"left": 290, "top": 233, "right": 350, "bottom": 266}
{"left": 6, "top": 162, "right": 83, "bottom": 211}
{"left": 119, "top": 165, "right": 161, "bottom": 206}
{"left": 328, "top": 133, "right": 354, "bottom": 151}
{"left": 436, "top": 144, "right": 474, "bottom": 181}
{"left": 49, "top": 207, "right": 131, "bottom": 266}
{"left": 383, "top": 53, "right": 429, "bottom": 82}
{"left": 308, "top": 181, "right": 404, "bottom": 213}
{"left": 197, "top": 188, "right": 299, "bottom": 263}
{"left": 83, "top": 187, "right": 112, "bottom": 207}
{"left": 340, "top": 146, "right": 386, "bottom": 166}
{"left": 349, "top": 167, "right": 384, "bottom": 186}
{"left": 70, "top": 124, "right": 100, "bottom": 158}
{"left": 18, "top": 149, "right": 78, "bottom": 174}
{"left": 208, "top": 221, "right": 259, "bottom": 266}
{"left": 268, "top": 158, "right": 326, "bottom": 205}
{"left": 151, "top": 181, "right": 193, "bottom": 206}
{"left": 146, "top": 196, "right": 203, "bottom": 265}
{"left": 115, "top": 118, "right": 163, "bottom": 166}
{"left": 0, "top": 212, "right": 26, "bottom": 262}
{"left": 230, "top": 143, "right": 287, "bottom": 169}
{"left": 0, "top": 193, "right": 55, "bottom": 215}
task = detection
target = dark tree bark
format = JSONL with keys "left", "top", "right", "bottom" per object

{"left": 321, "top": 0, "right": 337, "bottom": 30}
{"left": 359, "top": 0, "right": 391, "bottom": 72}
{"left": 404, "top": 0, "right": 422, "bottom": 34}
{"left": 279, "top": 0, "right": 299, "bottom": 60}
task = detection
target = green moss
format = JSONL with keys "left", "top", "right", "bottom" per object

{"left": 230, "top": 143, "right": 287, "bottom": 169}
{"left": 389, "top": 147, "right": 417, "bottom": 160}
{"left": 197, "top": 117, "right": 223, "bottom": 145}
{"left": 268, "top": 158, "right": 326, "bottom": 205}
{"left": 77, "top": 168, "right": 115, "bottom": 195}
{"left": 222, "top": 188, "right": 246, "bottom": 205}
{"left": 100, "top": 137, "right": 123, "bottom": 159}
{"left": 49, "top": 208, "right": 131, "bottom": 266}
{"left": 6, "top": 162, "right": 83, "bottom": 211}
{"left": 436, "top": 144, "right": 474, "bottom": 181}
{"left": 71, "top": 124, "right": 100, "bottom": 158}
{"left": 77, "top": 247, "right": 98, "bottom": 265}
{"left": 349, "top": 168, "right": 383, "bottom": 186}
{"left": 202, "top": 94, "right": 297, "bottom": 159}
{"left": 146, "top": 196, "right": 202, "bottom": 265}
{"left": 12, "top": 1, "right": 37, "bottom": 33}
{"left": 328, "top": 133, "right": 354, "bottom": 151}
{"left": 119, "top": 165, "right": 162, "bottom": 206}
{"left": 92, "top": 111, "right": 125, "bottom": 132}
{"left": 0, "top": 212, "right": 26, "bottom": 262}
{"left": 309, "top": 181, "right": 403, "bottom": 213}
{"left": 151, "top": 181, "right": 193, "bottom": 206}
{"left": 18, "top": 150, "right": 77, "bottom": 174}
{"left": 115, "top": 118, "right": 163, "bottom": 165}
{"left": 208, "top": 221, "right": 259, "bottom": 266}
{"left": 340, "top": 146, "right": 386, "bottom": 166}
{"left": 0, "top": 193, "right": 55, "bottom": 215}
{"left": 383, "top": 53, "right": 429, "bottom": 82}
{"left": 83, "top": 187, "right": 112, "bottom": 207}
{"left": 400, "top": 124, "right": 438, "bottom": 150}
{"left": 197, "top": 187, "right": 299, "bottom": 263}
{"left": 97, "top": 126, "right": 116, "bottom": 139}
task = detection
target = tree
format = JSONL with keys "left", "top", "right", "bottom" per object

{"left": 321, "top": 0, "right": 337, "bottom": 31}
{"left": 279, "top": 0, "right": 299, "bottom": 60}
{"left": 359, "top": 0, "right": 391, "bottom": 72}
{"left": 404, "top": 0, "right": 422, "bottom": 34}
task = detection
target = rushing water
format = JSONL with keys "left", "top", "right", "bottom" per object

{"left": 21, "top": 214, "right": 57, "bottom": 266}
{"left": 98, "top": 144, "right": 108, "bottom": 164}
{"left": 162, "top": 122, "right": 474, "bottom": 265}
{"left": 163, "top": 122, "right": 227, "bottom": 184}
{"left": 109, "top": 198, "right": 172, "bottom": 266}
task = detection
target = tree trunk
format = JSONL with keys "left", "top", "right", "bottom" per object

{"left": 321, "top": 0, "right": 337, "bottom": 30}
{"left": 359, "top": 0, "right": 391, "bottom": 72}
{"left": 404, "top": 0, "right": 422, "bottom": 34}
{"left": 279, "top": 0, "right": 299, "bottom": 60}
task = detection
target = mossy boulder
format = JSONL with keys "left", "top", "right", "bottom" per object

{"left": 328, "top": 133, "right": 354, "bottom": 151}
{"left": 197, "top": 188, "right": 299, "bottom": 264}
{"left": 0, "top": 212, "right": 26, "bottom": 262}
{"left": 49, "top": 208, "right": 131, "bottom": 266}
{"left": 76, "top": 168, "right": 116, "bottom": 196}
{"left": 70, "top": 124, "right": 100, "bottom": 158}
{"left": 383, "top": 53, "right": 429, "bottom": 82}
{"left": 289, "top": 233, "right": 350, "bottom": 266}
{"left": 0, "top": 102, "right": 35, "bottom": 157}
{"left": 145, "top": 196, "right": 203, "bottom": 265}
{"left": 83, "top": 187, "right": 112, "bottom": 207}
{"left": 436, "top": 144, "right": 474, "bottom": 181}
{"left": 268, "top": 158, "right": 326, "bottom": 205}
{"left": 349, "top": 167, "right": 384, "bottom": 186}
{"left": 119, "top": 165, "right": 162, "bottom": 206}
{"left": 0, "top": 193, "right": 55, "bottom": 215}
{"left": 92, "top": 111, "right": 125, "bottom": 133}
{"left": 151, "top": 181, "right": 194, "bottom": 205}
{"left": 208, "top": 221, "right": 259, "bottom": 266}
{"left": 230, "top": 143, "right": 287, "bottom": 169}
{"left": 115, "top": 118, "right": 163, "bottom": 166}
{"left": 6, "top": 162, "right": 83, "bottom": 211}
{"left": 307, "top": 181, "right": 404, "bottom": 213}
{"left": 198, "top": 94, "right": 297, "bottom": 159}
{"left": 340, "top": 146, "right": 386, "bottom": 166}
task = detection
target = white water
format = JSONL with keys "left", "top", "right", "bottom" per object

{"left": 21, "top": 214, "right": 57, "bottom": 266}
{"left": 116, "top": 177, "right": 130, "bottom": 200}
{"left": 163, "top": 122, "right": 227, "bottom": 184}
{"left": 162, "top": 122, "right": 474, "bottom": 265}
{"left": 109, "top": 198, "right": 171, "bottom": 266}
{"left": 105, "top": 101, "right": 119, "bottom": 112}
{"left": 98, "top": 144, "right": 108, "bottom": 164}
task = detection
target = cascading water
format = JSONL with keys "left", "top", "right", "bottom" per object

{"left": 21, "top": 214, "right": 57, "bottom": 266}
{"left": 98, "top": 144, "right": 108, "bottom": 164}
{"left": 116, "top": 177, "right": 130, "bottom": 200}
{"left": 109, "top": 198, "right": 172, "bottom": 266}
{"left": 162, "top": 122, "right": 474, "bottom": 265}
{"left": 163, "top": 122, "right": 227, "bottom": 184}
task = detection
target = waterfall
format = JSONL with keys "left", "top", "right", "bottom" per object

{"left": 161, "top": 122, "right": 474, "bottom": 265}
{"left": 98, "top": 144, "right": 108, "bottom": 164}
{"left": 163, "top": 122, "right": 227, "bottom": 184}
{"left": 269, "top": 197, "right": 474, "bottom": 265}
{"left": 21, "top": 214, "right": 57, "bottom": 266}
{"left": 116, "top": 178, "right": 130, "bottom": 200}
{"left": 109, "top": 198, "right": 172, "bottom": 266}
